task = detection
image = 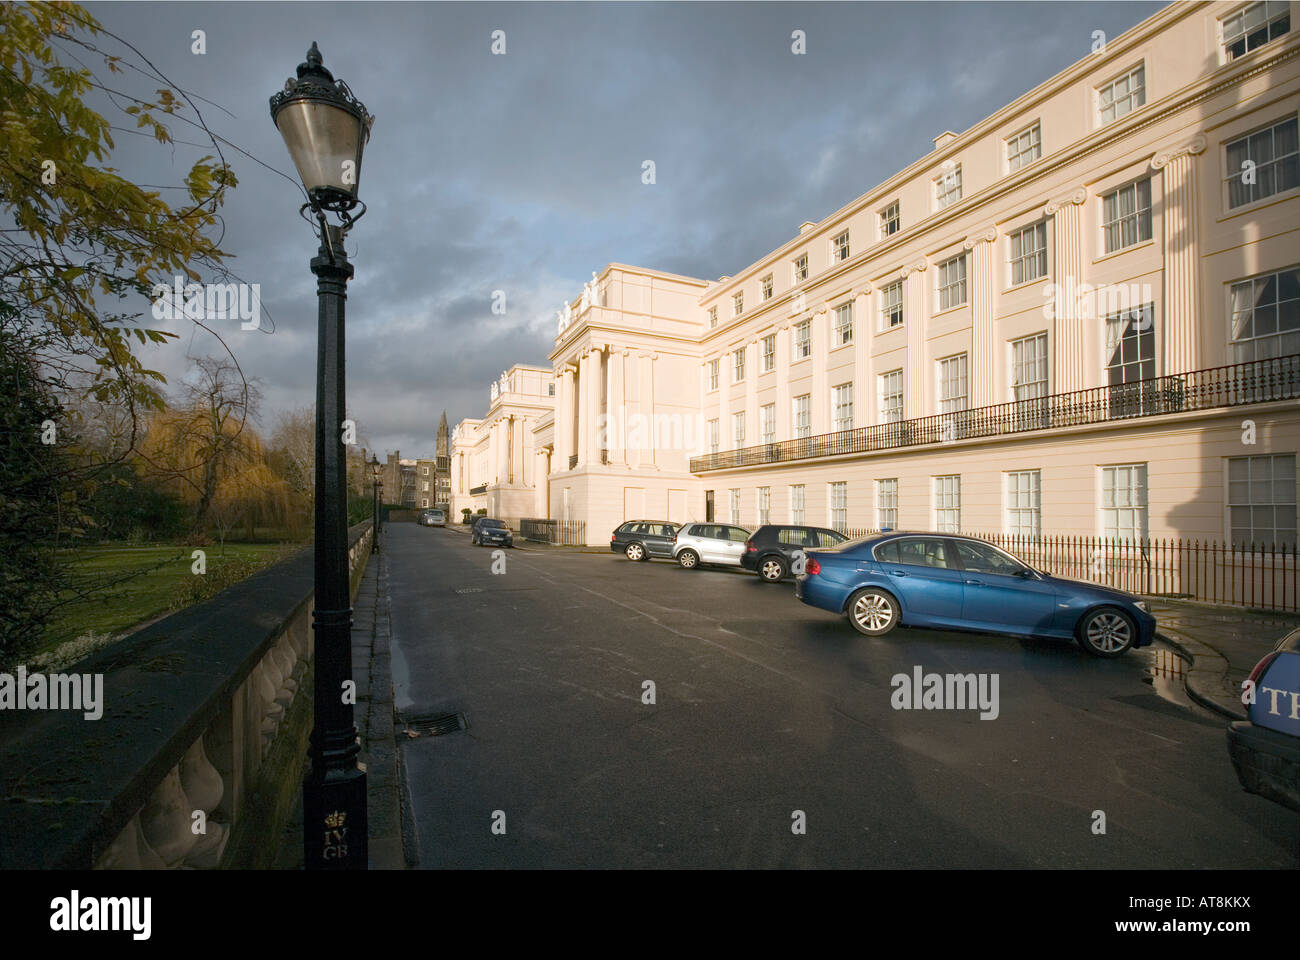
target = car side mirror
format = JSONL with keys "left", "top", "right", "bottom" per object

{"left": 1014, "top": 568, "right": 1035, "bottom": 579}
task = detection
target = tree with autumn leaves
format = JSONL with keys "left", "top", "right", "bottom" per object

{"left": 0, "top": 1, "right": 245, "bottom": 655}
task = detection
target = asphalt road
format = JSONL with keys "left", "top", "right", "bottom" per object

{"left": 386, "top": 523, "right": 1299, "bottom": 869}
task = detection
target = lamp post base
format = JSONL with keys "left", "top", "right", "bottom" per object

{"left": 303, "top": 763, "right": 368, "bottom": 869}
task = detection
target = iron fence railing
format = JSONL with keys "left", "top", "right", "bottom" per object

{"left": 690, "top": 355, "right": 1300, "bottom": 473}
{"left": 520, "top": 518, "right": 588, "bottom": 546}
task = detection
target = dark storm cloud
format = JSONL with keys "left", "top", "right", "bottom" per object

{"left": 85, "top": 0, "right": 1166, "bottom": 456}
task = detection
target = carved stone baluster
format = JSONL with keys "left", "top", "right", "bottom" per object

{"left": 95, "top": 811, "right": 166, "bottom": 870}
{"left": 140, "top": 766, "right": 199, "bottom": 867}
{"left": 180, "top": 734, "right": 229, "bottom": 869}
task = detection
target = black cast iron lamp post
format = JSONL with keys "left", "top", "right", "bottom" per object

{"left": 270, "top": 41, "right": 374, "bottom": 871}
{"left": 369, "top": 455, "right": 381, "bottom": 553}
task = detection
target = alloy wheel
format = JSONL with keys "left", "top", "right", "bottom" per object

{"left": 850, "top": 591, "right": 896, "bottom": 635}
{"left": 1084, "top": 610, "right": 1133, "bottom": 655}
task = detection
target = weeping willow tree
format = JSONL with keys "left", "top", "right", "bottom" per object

{"left": 138, "top": 357, "right": 303, "bottom": 542}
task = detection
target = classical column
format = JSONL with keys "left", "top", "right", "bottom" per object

{"left": 511, "top": 415, "right": 522, "bottom": 484}
{"left": 852, "top": 286, "right": 871, "bottom": 425}
{"left": 718, "top": 346, "right": 731, "bottom": 450}
{"left": 639, "top": 351, "right": 657, "bottom": 467}
{"left": 811, "top": 306, "right": 829, "bottom": 433}
{"left": 744, "top": 338, "right": 758, "bottom": 449}
{"left": 903, "top": 261, "right": 928, "bottom": 419}
{"left": 587, "top": 346, "right": 605, "bottom": 463}
{"left": 577, "top": 351, "right": 591, "bottom": 466}
{"left": 609, "top": 347, "right": 625, "bottom": 464}
{"left": 775, "top": 323, "right": 791, "bottom": 439}
{"left": 554, "top": 370, "right": 569, "bottom": 470}
{"left": 491, "top": 419, "right": 501, "bottom": 484}
{"left": 1152, "top": 135, "right": 1207, "bottom": 376}
{"left": 534, "top": 448, "right": 549, "bottom": 515}
{"left": 964, "top": 229, "right": 997, "bottom": 408}
{"left": 1045, "top": 188, "right": 1087, "bottom": 393}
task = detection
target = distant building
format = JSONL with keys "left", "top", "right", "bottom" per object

{"left": 450, "top": 364, "right": 555, "bottom": 522}
{"left": 383, "top": 451, "right": 418, "bottom": 509}
{"left": 444, "top": 3, "right": 1300, "bottom": 552}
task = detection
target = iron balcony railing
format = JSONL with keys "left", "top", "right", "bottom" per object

{"left": 690, "top": 355, "right": 1300, "bottom": 473}
{"left": 469, "top": 483, "right": 487, "bottom": 496}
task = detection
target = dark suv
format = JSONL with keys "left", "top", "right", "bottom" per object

{"left": 741, "top": 524, "right": 848, "bottom": 582}
{"left": 611, "top": 520, "right": 678, "bottom": 561}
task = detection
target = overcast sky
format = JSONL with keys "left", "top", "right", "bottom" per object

{"left": 86, "top": 0, "right": 1167, "bottom": 458}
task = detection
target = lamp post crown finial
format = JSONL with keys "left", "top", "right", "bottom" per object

{"left": 297, "top": 41, "right": 334, "bottom": 82}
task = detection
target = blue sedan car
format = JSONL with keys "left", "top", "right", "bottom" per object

{"left": 795, "top": 532, "right": 1156, "bottom": 657}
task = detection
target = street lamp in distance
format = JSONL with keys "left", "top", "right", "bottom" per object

{"left": 369, "top": 455, "right": 381, "bottom": 553}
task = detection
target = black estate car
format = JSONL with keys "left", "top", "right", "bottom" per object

{"left": 471, "top": 517, "right": 513, "bottom": 547}
{"left": 740, "top": 524, "right": 848, "bottom": 582}
{"left": 610, "top": 520, "right": 678, "bottom": 561}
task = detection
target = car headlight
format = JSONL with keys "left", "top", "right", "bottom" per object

{"left": 1134, "top": 601, "right": 1149, "bottom": 613}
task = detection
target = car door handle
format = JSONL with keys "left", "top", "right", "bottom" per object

{"left": 890, "top": 570, "right": 909, "bottom": 577}
{"left": 964, "top": 579, "right": 983, "bottom": 585}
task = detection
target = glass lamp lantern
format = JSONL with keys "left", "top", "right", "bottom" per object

{"left": 270, "top": 42, "right": 374, "bottom": 213}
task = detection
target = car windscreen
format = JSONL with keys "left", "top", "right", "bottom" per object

{"left": 480, "top": 519, "right": 505, "bottom": 529}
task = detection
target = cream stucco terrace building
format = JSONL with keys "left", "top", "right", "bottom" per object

{"left": 452, "top": 1, "right": 1299, "bottom": 580}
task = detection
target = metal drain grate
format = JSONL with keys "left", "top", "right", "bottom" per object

{"left": 402, "top": 711, "right": 467, "bottom": 737}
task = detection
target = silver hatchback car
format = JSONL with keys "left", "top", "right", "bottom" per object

{"left": 673, "top": 522, "right": 752, "bottom": 569}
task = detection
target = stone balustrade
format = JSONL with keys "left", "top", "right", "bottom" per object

{"left": 0, "top": 522, "right": 373, "bottom": 869}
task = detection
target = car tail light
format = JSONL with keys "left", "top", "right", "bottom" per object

{"left": 806, "top": 557, "right": 821, "bottom": 576}
{"left": 611, "top": 533, "right": 617, "bottom": 543}
{"left": 1244, "top": 652, "right": 1279, "bottom": 706}
{"left": 745, "top": 540, "right": 756, "bottom": 552}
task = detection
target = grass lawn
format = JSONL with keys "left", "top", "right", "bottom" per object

{"left": 37, "top": 542, "right": 298, "bottom": 657}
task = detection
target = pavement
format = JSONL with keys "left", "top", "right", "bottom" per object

{"left": 1145, "top": 599, "right": 1299, "bottom": 721}
{"left": 451, "top": 520, "right": 1300, "bottom": 720}
{"left": 282, "top": 522, "right": 1297, "bottom": 868}
{"left": 274, "top": 543, "right": 406, "bottom": 869}
{"left": 383, "top": 523, "right": 1297, "bottom": 869}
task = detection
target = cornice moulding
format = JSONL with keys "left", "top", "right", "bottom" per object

{"left": 698, "top": 41, "right": 1298, "bottom": 309}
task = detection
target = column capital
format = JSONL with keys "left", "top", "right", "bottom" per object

{"left": 1151, "top": 134, "right": 1207, "bottom": 171}
{"left": 962, "top": 227, "right": 998, "bottom": 250}
{"left": 1044, "top": 187, "right": 1087, "bottom": 216}
{"left": 900, "top": 259, "right": 928, "bottom": 279}
{"left": 853, "top": 284, "right": 872, "bottom": 297}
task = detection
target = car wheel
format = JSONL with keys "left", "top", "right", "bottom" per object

{"left": 677, "top": 549, "right": 699, "bottom": 569}
{"left": 1076, "top": 606, "right": 1136, "bottom": 657}
{"left": 758, "top": 555, "right": 787, "bottom": 583}
{"left": 625, "top": 542, "right": 645, "bottom": 562}
{"left": 847, "top": 588, "right": 898, "bottom": 637}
